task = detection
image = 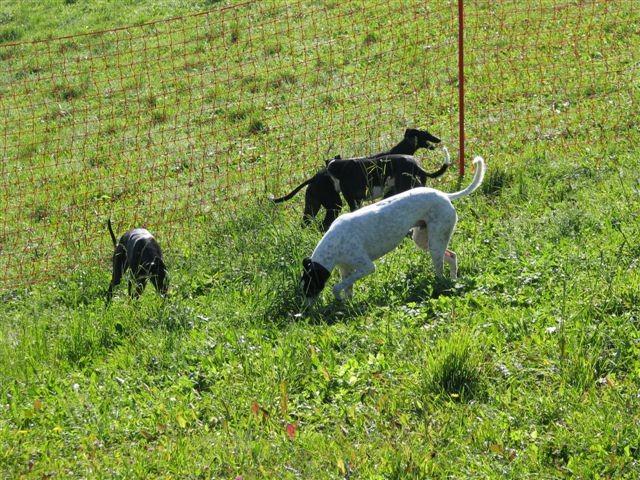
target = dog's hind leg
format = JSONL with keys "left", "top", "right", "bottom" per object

{"left": 106, "top": 245, "right": 126, "bottom": 302}
{"left": 302, "top": 197, "right": 321, "bottom": 226}
{"left": 411, "top": 223, "right": 429, "bottom": 251}
{"left": 321, "top": 191, "right": 343, "bottom": 231}
{"left": 413, "top": 224, "right": 457, "bottom": 279}
{"left": 304, "top": 174, "right": 342, "bottom": 229}
{"left": 322, "top": 208, "right": 341, "bottom": 231}
{"left": 444, "top": 249, "right": 458, "bottom": 280}
{"left": 428, "top": 245, "right": 446, "bottom": 279}
{"left": 426, "top": 218, "right": 456, "bottom": 279}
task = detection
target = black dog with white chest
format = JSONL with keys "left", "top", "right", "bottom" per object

{"left": 271, "top": 128, "right": 446, "bottom": 230}
{"left": 106, "top": 219, "right": 168, "bottom": 302}
{"left": 327, "top": 151, "right": 450, "bottom": 211}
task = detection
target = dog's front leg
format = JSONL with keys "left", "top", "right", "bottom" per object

{"left": 130, "top": 278, "right": 147, "bottom": 299}
{"left": 302, "top": 196, "right": 322, "bottom": 226}
{"left": 332, "top": 261, "right": 375, "bottom": 300}
{"left": 336, "top": 265, "right": 355, "bottom": 299}
{"left": 346, "top": 200, "right": 359, "bottom": 212}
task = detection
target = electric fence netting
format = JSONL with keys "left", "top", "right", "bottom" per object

{"left": 461, "top": 1, "right": 639, "bottom": 161}
{"left": 0, "top": 0, "right": 638, "bottom": 290}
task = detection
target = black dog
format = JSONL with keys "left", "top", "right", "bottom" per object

{"left": 270, "top": 128, "right": 445, "bottom": 230}
{"left": 327, "top": 150, "right": 450, "bottom": 211}
{"left": 106, "top": 219, "right": 168, "bottom": 302}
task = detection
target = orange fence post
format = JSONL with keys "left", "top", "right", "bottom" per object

{"left": 458, "top": 0, "right": 465, "bottom": 177}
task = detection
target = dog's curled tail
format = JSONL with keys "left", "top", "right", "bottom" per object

{"left": 423, "top": 146, "right": 452, "bottom": 180}
{"left": 270, "top": 178, "right": 313, "bottom": 203}
{"left": 447, "top": 156, "right": 485, "bottom": 201}
{"left": 442, "top": 146, "right": 451, "bottom": 166}
{"left": 107, "top": 218, "right": 117, "bottom": 247}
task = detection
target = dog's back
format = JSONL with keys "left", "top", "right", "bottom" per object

{"left": 122, "top": 228, "right": 161, "bottom": 269}
{"left": 314, "top": 187, "right": 455, "bottom": 264}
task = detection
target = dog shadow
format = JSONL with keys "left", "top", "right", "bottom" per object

{"left": 260, "top": 290, "right": 354, "bottom": 326}
{"left": 262, "top": 264, "right": 476, "bottom": 325}
{"left": 287, "top": 281, "right": 469, "bottom": 324}
{"left": 308, "top": 300, "right": 371, "bottom": 325}
{"left": 323, "top": 274, "right": 474, "bottom": 319}
{"left": 402, "top": 275, "right": 472, "bottom": 304}
{"left": 258, "top": 278, "right": 369, "bottom": 325}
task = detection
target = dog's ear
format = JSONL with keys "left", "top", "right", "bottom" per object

{"left": 424, "top": 130, "right": 441, "bottom": 144}
{"left": 404, "top": 128, "right": 412, "bottom": 137}
{"left": 150, "top": 261, "right": 163, "bottom": 274}
{"left": 161, "top": 268, "right": 170, "bottom": 292}
{"left": 303, "top": 257, "right": 313, "bottom": 271}
{"left": 325, "top": 154, "right": 341, "bottom": 166}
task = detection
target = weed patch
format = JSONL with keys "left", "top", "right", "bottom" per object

{"left": 421, "top": 330, "right": 486, "bottom": 402}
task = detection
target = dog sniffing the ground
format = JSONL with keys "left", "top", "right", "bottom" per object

{"left": 300, "top": 156, "right": 485, "bottom": 303}
{"left": 270, "top": 128, "right": 446, "bottom": 230}
{"left": 327, "top": 147, "right": 451, "bottom": 211}
{"left": 106, "top": 219, "right": 168, "bottom": 302}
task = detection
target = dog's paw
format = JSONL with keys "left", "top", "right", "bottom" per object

{"left": 332, "top": 285, "right": 345, "bottom": 301}
{"left": 332, "top": 285, "right": 354, "bottom": 301}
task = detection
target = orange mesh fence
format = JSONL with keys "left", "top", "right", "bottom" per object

{"left": 0, "top": 0, "right": 459, "bottom": 290}
{"left": 460, "top": 1, "right": 639, "bottom": 160}
{"left": 0, "top": 0, "right": 638, "bottom": 290}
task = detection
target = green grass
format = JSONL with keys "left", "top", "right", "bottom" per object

{"left": 1, "top": 0, "right": 640, "bottom": 478}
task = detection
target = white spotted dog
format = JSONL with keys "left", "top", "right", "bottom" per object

{"left": 300, "top": 156, "right": 486, "bottom": 303}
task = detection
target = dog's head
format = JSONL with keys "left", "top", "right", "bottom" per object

{"left": 300, "top": 257, "right": 331, "bottom": 301}
{"left": 149, "top": 258, "right": 169, "bottom": 296}
{"left": 405, "top": 128, "right": 441, "bottom": 150}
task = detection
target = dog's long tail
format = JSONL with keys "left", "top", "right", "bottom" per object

{"left": 446, "top": 156, "right": 486, "bottom": 201}
{"left": 270, "top": 178, "right": 314, "bottom": 203}
{"left": 107, "top": 218, "right": 117, "bottom": 247}
{"left": 416, "top": 146, "right": 451, "bottom": 182}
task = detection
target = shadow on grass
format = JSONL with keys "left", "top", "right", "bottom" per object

{"left": 258, "top": 279, "right": 373, "bottom": 326}
{"left": 260, "top": 271, "right": 478, "bottom": 326}
{"left": 386, "top": 260, "right": 477, "bottom": 305}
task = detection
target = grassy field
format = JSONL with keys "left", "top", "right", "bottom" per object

{"left": 1, "top": 0, "right": 640, "bottom": 478}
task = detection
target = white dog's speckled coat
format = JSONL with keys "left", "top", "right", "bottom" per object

{"left": 306, "top": 156, "right": 485, "bottom": 300}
